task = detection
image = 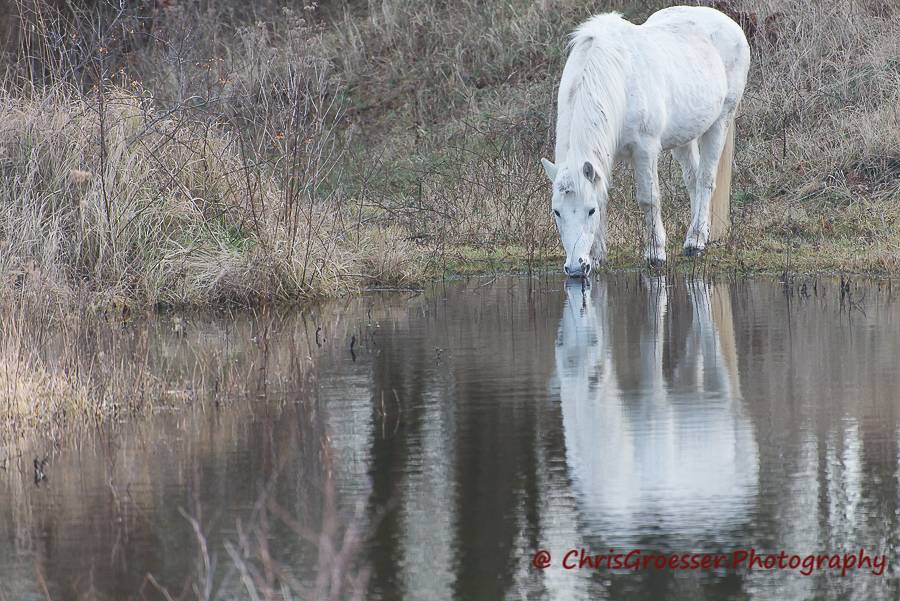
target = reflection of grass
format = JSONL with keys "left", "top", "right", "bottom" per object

{"left": 0, "top": 299, "right": 332, "bottom": 430}
{"left": 0, "top": 304, "right": 159, "bottom": 428}
{"left": 0, "top": 347, "right": 93, "bottom": 427}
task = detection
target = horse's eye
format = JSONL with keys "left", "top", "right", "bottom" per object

{"left": 553, "top": 209, "right": 561, "bottom": 218}
{"left": 588, "top": 208, "right": 596, "bottom": 216}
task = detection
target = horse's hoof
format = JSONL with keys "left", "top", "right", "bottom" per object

{"left": 647, "top": 257, "right": 666, "bottom": 269}
{"left": 683, "top": 246, "right": 705, "bottom": 258}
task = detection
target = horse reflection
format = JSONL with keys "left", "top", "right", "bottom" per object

{"left": 554, "top": 277, "right": 758, "bottom": 543}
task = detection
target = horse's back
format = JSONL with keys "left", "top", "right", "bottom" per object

{"left": 644, "top": 6, "right": 750, "bottom": 103}
{"left": 553, "top": 7, "right": 750, "bottom": 158}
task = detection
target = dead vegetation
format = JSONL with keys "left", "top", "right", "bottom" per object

{"left": 1, "top": 0, "right": 898, "bottom": 297}
{"left": 0, "top": 0, "right": 896, "bottom": 429}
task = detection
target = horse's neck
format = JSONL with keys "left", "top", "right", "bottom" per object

{"left": 561, "top": 47, "right": 628, "bottom": 176}
{"left": 568, "top": 135, "right": 618, "bottom": 180}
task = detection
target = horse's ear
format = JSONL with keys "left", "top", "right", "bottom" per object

{"left": 582, "top": 161, "right": 597, "bottom": 183}
{"left": 540, "top": 158, "right": 557, "bottom": 182}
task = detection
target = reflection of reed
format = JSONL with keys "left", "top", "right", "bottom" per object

{"left": 0, "top": 296, "right": 388, "bottom": 600}
{"left": 157, "top": 431, "right": 372, "bottom": 601}
{"left": 729, "top": 282, "right": 900, "bottom": 600}
{"left": 4, "top": 276, "right": 899, "bottom": 600}
{"left": 0, "top": 295, "right": 373, "bottom": 427}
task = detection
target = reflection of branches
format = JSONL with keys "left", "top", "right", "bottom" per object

{"left": 143, "top": 434, "right": 371, "bottom": 601}
{"left": 181, "top": 508, "right": 214, "bottom": 601}
{"left": 266, "top": 496, "right": 371, "bottom": 601}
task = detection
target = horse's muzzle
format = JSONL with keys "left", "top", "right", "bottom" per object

{"left": 564, "top": 260, "right": 592, "bottom": 278}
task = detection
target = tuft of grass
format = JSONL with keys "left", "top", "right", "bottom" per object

{"left": 0, "top": 83, "right": 427, "bottom": 306}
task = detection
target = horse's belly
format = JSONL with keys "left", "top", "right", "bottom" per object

{"left": 660, "top": 102, "right": 724, "bottom": 150}
{"left": 660, "top": 49, "right": 728, "bottom": 148}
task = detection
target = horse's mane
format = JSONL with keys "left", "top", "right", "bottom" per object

{"left": 560, "top": 13, "right": 631, "bottom": 178}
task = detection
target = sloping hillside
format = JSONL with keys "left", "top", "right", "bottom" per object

{"left": 1, "top": 0, "right": 898, "bottom": 307}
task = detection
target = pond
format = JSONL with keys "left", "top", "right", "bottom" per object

{"left": 0, "top": 273, "right": 898, "bottom": 600}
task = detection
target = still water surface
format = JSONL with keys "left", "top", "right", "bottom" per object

{"left": 1, "top": 274, "right": 899, "bottom": 600}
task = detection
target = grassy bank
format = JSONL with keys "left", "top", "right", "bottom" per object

{"left": 1, "top": 0, "right": 897, "bottom": 425}
{"left": 1, "top": 0, "right": 897, "bottom": 312}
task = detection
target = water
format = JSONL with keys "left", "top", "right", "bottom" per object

{"left": 1, "top": 274, "right": 899, "bottom": 600}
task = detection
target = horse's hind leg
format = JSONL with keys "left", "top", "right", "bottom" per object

{"left": 672, "top": 140, "right": 701, "bottom": 249}
{"left": 633, "top": 142, "right": 667, "bottom": 266}
{"left": 683, "top": 116, "right": 730, "bottom": 256}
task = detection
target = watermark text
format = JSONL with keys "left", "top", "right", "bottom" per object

{"left": 530, "top": 548, "right": 887, "bottom": 577}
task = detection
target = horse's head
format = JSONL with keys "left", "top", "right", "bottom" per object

{"left": 541, "top": 158, "right": 607, "bottom": 278}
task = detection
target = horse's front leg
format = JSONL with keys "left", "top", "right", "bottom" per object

{"left": 633, "top": 144, "right": 667, "bottom": 266}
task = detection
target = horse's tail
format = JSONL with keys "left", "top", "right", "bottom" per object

{"left": 709, "top": 113, "right": 735, "bottom": 241}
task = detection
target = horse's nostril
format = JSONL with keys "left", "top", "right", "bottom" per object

{"left": 584, "top": 263, "right": 592, "bottom": 275}
{"left": 578, "top": 257, "right": 584, "bottom": 265}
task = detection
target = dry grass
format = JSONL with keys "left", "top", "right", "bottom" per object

{"left": 327, "top": 0, "right": 900, "bottom": 275}
{"left": 0, "top": 83, "right": 426, "bottom": 305}
{"left": 715, "top": 0, "right": 900, "bottom": 273}
{"left": 1, "top": 1, "right": 428, "bottom": 309}
{"left": 1, "top": 0, "right": 898, "bottom": 307}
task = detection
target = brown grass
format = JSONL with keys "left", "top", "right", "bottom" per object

{"left": 1, "top": 0, "right": 898, "bottom": 306}
{"left": 325, "top": 0, "right": 900, "bottom": 275}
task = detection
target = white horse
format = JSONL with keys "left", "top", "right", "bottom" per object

{"left": 541, "top": 6, "right": 750, "bottom": 276}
